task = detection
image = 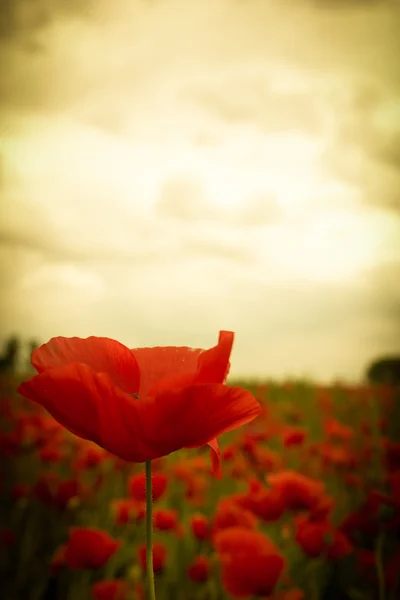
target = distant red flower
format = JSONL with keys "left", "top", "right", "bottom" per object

{"left": 17, "top": 333, "right": 262, "bottom": 477}
{"left": 53, "top": 479, "right": 80, "bottom": 510}
{"left": 91, "top": 579, "right": 128, "bottom": 600}
{"left": 295, "top": 515, "right": 352, "bottom": 560}
{"left": 254, "top": 447, "right": 283, "bottom": 473}
{"left": 324, "top": 418, "right": 354, "bottom": 442}
{"left": 190, "top": 513, "right": 210, "bottom": 541}
{"left": 214, "top": 526, "right": 285, "bottom": 598}
{"left": 212, "top": 498, "right": 258, "bottom": 533}
{"left": 232, "top": 486, "right": 286, "bottom": 523}
{"left": 64, "top": 527, "right": 120, "bottom": 570}
{"left": 138, "top": 542, "right": 167, "bottom": 573}
{"left": 282, "top": 427, "right": 307, "bottom": 448}
{"left": 38, "top": 442, "right": 65, "bottom": 463}
{"left": 267, "top": 471, "right": 326, "bottom": 513}
{"left": 128, "top": 471, "right": 168, "bottom": 502}
{"left": 222, "top": 444, "right": 237, "bottom": 461}
{"left": 111, "top": 499, "right": 145, "bottom": 525}
{"left": 73, "top": 442, "right": 108, "bottom": 470}
{"left": 152, "top": 508, "right": 179, "bottom": 532}
{"left": 187, "top": 556, "right": 210, "bottom": 582}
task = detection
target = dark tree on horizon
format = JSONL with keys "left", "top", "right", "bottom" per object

{"left": 0, "top": 336, "right": 21, "bottom": 372}
{"left": 366, "top": 356, "right": 400, "bottom": 386}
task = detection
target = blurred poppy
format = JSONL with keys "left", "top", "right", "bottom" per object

{"left": 190, "top": 513, "right": 210, "bottom": 541}
{"left": 267, "top": 471, "right": 326, "bottom": 513}
{"left": 91, "top": 579, "right": 128, "bottom": 600}
{"left": 232, "top": 486, "right": 286, "bottom": 523}
{"left": 295, "top": 515, "right": 352, "bottom": 560}
{"left": 128, "top": 471, "right": 168, "bottom": 502}
{"left": 152, "top": 508, "right": 179, "bottom": 532}
{"left": 187, "top": 555, "right": 210, "bottom": 582}
{"left": 212, "top": 498, "right": 258, "bottom": 532}
{"left": 111, "top": 499, "right": 145, "bottom": 525}
{"left": 138, "top": 542, "right": 167, "bottom": 573}
{"left": 64, "top": 527, "right": 120, "bottom": 569}
{"left": 214, "top": 526, "right": 285, "bottom": 598}
{"left": 282, "top": 427, "right": 307, "bottom": 448}
{"left": 17, "top": 332, "right": 262, "bottom": 477}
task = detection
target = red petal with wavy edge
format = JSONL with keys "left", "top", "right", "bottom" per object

{"left": 195, "top": 331, "right": 234, "bottom": 384}
{"left": 132, "top": 331, "right": 234, "bottom": 398}
{"left": 207, "top": 437, "right": 222, "bottom": 479}
{"left": 221, "top": 552, "right": 285, "bottom": 598}
{"left": 140, "top": 384, "right": 262, "bottom": 460}
{"left": 17, "top": 363, "right": 153, "bottom": 461}
{"left": 31, "top": 336, "right": 140, "bottom": 395}
{"left": 17, "top": 364, "right": 261, "bottom": 465}
{"left": 131, "top": 345, "right": 202, "bottom": 398}
{"left": 65, "top": 527, "right": 120, "bottom": 570}
{"left": 101, "top": 383, "right": 261, "bottom": 465}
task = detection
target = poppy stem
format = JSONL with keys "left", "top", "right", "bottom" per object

{"left": 145, "top": 460, "right": 156, "bottom": 600}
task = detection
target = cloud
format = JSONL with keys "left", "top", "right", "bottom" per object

{"left": 191, "top": 76, "right": 324, "bottom": 135}
{"left": 156, "top": 178, "right": 214, "bottom": 221}
{"left": 309, "top": 0, "right": 389, "bottom": 9}
{"left": 369, "top": 131, "right": 400, "bottom": 171}
{"left": 155, "top": 177, "right": 283, "bottom": 227}
{"left": 319, "top": 78, "right": 400, "bottom": 215}
{"left": 1, "top": 0, "right": 400, "bottom": 381}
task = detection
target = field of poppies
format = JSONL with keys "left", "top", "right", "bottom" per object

{"left": 1, "top": 370, "right": 400, "bottom": 600}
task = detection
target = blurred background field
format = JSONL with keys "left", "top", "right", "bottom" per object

{"left": 1, "top": 356, "right": 400, "bottom": 599}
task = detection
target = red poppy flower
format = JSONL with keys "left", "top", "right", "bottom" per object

{"left": 152, "top": 508, "right": 179, "bottom": 532}
{"left": 282, "top": 426, "right": 307, "bottom": 447}
{"left": 214, "top": 526, "right": 285, "bottom": 598}
{"left": 138, "top": 542, "right": 167, "bottom": 573}
{"left": 190, "top": 513, "right": 210, "bottom": 541}
{"left": 17, "top": 332, "right": 262, "bottom": 477}
{"left": 128, "top": 471, "right": 168, "bottom": 502}
{"left": 91, "top": 580, "right": 128, "bottom": 600}
{"left": 266, "top": 471, "right": 326, "bottom": 513}
{"left": 295, "top": 515, "right": 352, "bottom": 560}
{"left": 64, "top": 527, "right": 121, "bottom": 570}
{"left": 111, "top": 499, "right": 145, "bottom": 525}
{"left": 232, "top": 486, "right": 286, "bottom": 523}
{"left": 187, "top": 556, "right": 210, "bottom": 582}
{"left": 212, "top": 498, "right": 258, "bottom": 533}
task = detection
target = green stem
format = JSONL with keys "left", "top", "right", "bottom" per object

{"left": 145, "top": 460, "right": 156, "bottom": 600}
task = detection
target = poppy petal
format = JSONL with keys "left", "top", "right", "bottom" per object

{"left": 17, "top": 363, "right": 153, "bottom": 461}
{"left": 17, "top": 363, "right": 103, "bottom": 444}
{"left": 31, "top": 336, "right": 140, "bottom": 394}
{"left": 185, "top": 436, "right": 222, "bottom": 478}
{"left": 208, "top": 437, "right": 222, "bottom": 479}
{"left": 195, "top": 331, "right": 234, "bottom": 384}
{"left": 141, "top": 383, "right": 262, "bottom": 458}
{"left": 17, "top": 365, "right": 261, "bottom": 465}
{"left": 132, "top": 346, "right": 202, "bottom": 398}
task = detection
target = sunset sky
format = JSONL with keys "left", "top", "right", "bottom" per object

{"left": 1, "top": 0, "right": 399, "bottom": 381}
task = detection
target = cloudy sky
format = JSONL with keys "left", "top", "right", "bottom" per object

{"left": 1, "top": 0, "right": 399, "bottom": 381}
